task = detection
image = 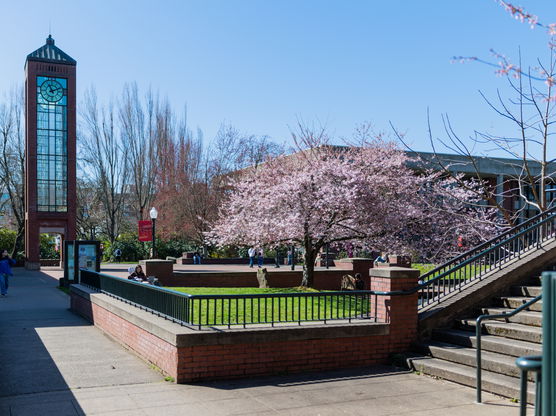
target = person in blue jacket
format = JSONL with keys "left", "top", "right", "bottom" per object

{"left": 0, "top": 249, "right": 16, "bottom": 296}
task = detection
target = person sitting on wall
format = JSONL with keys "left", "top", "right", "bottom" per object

{"left": 128, "top": 265, "right": 146, "bottom": 282}
{"left": 354, "top": 273, "right": 365, "bottom": 290}
{"left": 374, "top": 252, "right": 389, "bottom": 266}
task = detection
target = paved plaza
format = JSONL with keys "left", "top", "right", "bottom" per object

{"left": 0, "top": 267, "right": 527, "bottom": 415}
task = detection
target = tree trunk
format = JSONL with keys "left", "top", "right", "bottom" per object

{"left": 301, "top": 247, "right": 316, "bottom": 287}
{"left": 11, "top": 226, "right": 24, "bottom": 258}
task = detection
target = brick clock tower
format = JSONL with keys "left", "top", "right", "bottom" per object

{"left": 24, "top": 35, "right": 77, "bottom": 270}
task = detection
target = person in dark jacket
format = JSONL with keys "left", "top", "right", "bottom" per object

{"left": 128, "top": 265, "right": 146, "bottom": 282}
{"left": 0, "top": 250, "right": 16, "bottom": 296}
{"left": 354, "top": 273, "right": 365, "bottom": 290}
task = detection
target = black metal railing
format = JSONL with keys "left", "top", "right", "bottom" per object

{"left": 81, "top": 270, "right": 191, "bottom": 325}
{"left": 78, "top": 207, "right": 556, "bottom": 329}
{"left": 80, "top": 270, "right": 372, "bottom": 329}
{"left": 417, "top": 206, "right": 556, "bottom": 311}
{"left": 475, "top": 294, "right": 542, "bottom": 404}
{"left": 187, "top": 291, "right": 372, "bottom": 329}
{"left": 515, "top": 356, "right": 542, "bottom": 416}
{"left": 515, "top": 271, "right": 556, "bottom": 416}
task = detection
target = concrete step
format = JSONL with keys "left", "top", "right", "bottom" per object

{"left": 432, "top": 328, "right": 542, "bottom": 357}
{"left": 497, "top": 296, "right": 543, "bottom": 312}
{"left": 458, "top": 319, "right": 542, "bottom": 343}
{"left": 416, "top": 341, "right": 535, "bottom": 381}
{"left": 511, "top": 286, "right": 542, "bottom": 297}
{"left": 408, "top": 356, "right": 536, "bottom": 404}
{"left": 480, "top": 307, "right": 543, "bottom": 327}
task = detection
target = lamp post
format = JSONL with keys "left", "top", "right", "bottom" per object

{"left": 150, "top": 207, "right": 158, "bottom": 259}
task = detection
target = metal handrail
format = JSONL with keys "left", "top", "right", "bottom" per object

{"left": 515, "top": 356, "right": 542, "bottom": 416}
{"left": 416, "top": 207, "right": 556, "bottom": 310}
{"left": 422, "top": 206, "right": 556, "bottom": 280}
{"left": 370, "top": 215, "right": 554, "bottom": 300}
{"left": 475, "top": 294, "right": 542, "bottom": 403}
{"left": 81, "top": 270, "right": 194, "bottom": 326}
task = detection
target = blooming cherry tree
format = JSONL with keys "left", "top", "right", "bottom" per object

{"left": 209, "top": 137, "right": 494, "bottom": 287}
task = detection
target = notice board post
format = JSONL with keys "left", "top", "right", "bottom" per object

{"left": 62, "top": 240, "right": 101, "bottom": 287}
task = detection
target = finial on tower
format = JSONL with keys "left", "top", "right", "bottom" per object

{"left": 46, "top": 34, "right": 54, "bottom": 46}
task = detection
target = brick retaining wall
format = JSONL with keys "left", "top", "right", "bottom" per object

{"left": 181, "top": 257, "right": 274, "bottom": 265}
{"left": 69, "top": 267, "right": 419, "bottom": 383}
{"left": 164, "top": 270, "right": 351, "bottom": 290}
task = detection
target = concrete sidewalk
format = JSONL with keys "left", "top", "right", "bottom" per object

{"left": 0, "top": 267, "right": 526, "bottom": 415}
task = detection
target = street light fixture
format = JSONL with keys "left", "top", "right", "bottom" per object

{"left": 150, "top": 207, "right": 158, "bottom": 259}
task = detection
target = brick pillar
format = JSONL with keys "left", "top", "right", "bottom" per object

{"left": 139, "top": 259, "right": 174, "bottom": 283}
{"left": 370, "top": 267, "right": 420, "bottom": 348}
{"left": 351, "top": 258, "right": 374, "bottom": 290}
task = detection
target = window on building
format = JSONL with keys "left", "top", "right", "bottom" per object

{"left": 36, "top": 76, "right": 68, "bottom": 212}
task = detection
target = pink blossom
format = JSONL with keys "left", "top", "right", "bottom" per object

{"left": 497, "top": 1, "right": 539, "bottom": 28}
{"left": 207, "top": 140, "right": 496, "bottom": 286}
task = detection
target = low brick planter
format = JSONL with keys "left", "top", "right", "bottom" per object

{"left": 181, "top": 257, "right": 274, "bottom": 265}
{"left": 165, "top": 270, "right": 348, "bottom": 290}
{"left": 69, "top": 267, "right": 419, "bottom": 383}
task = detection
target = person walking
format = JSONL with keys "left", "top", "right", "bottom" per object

{"left": 274, "top": 247, "right": 282, "bottom": 268}
{"left": 0, "top": 250, "right": 16, "bottom": 296}
{"left": 257, "top": 247, "right": 264, "bottom": 268}
{"left": 114, "top": 248, "right": 122, "bottom": 263}
{"left": 248, "top": 247, "right": 256, "bottom": 268}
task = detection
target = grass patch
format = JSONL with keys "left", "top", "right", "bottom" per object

{"left": 170, "top": 287, "right": 370, "bottom": 326}
{"left": 171, "top": 287, "right": 318, "bottom": 296}
{"left": 412, "top": 263, "right": 437, "bottom": 275}
{"left": 413, "top": 262, "right": 488, "bottom": 283}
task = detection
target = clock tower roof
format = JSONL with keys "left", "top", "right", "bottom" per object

{"left": 26, "top": 35, "right": 76, "bottom": 66}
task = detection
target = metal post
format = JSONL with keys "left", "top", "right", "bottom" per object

{"left": 151, "top": 218, "right": 156, "bottom": 259}
{"left": 476, "top": 318, "right": 483, "bottom": 403}
{"left": 519, "top": 370, "right": 528, "bottom": 416}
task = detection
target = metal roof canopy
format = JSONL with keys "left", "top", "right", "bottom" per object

{"left": 26, "top": 35, "right": 76, "bottom": 66}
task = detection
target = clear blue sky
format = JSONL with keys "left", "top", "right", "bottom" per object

{"left": 1, "top": 0, "right": 555, "bottom": 155}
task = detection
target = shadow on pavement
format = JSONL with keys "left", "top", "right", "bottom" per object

{"left": 0, "top": 269, "right": 87, "bottom": 415}
{"left": 195, "top": 365, "right": 410, "bottom": 390}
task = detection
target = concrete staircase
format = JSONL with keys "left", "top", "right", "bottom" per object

{"left": 408, "top": 275, "right": 543, "bottom": 403}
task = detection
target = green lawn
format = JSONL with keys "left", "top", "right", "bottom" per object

{"left": 170, "top": 287, "right": 371, "bottom": 326}
{"left": 412, "top": 263, "right": 437, "bottom": 275}
{"left": 172, "top": 287, "right": 315, "bottom": 296}
{"left": 413, "top": 262, "right": 488, "bottom": 283}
